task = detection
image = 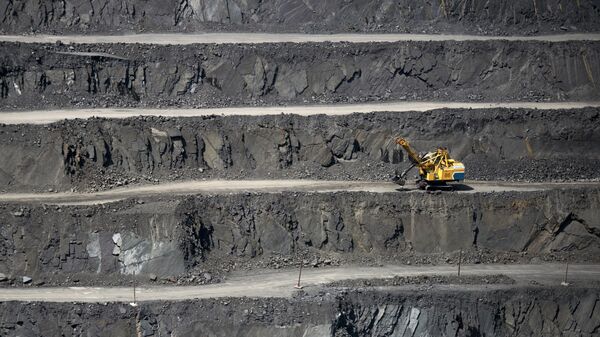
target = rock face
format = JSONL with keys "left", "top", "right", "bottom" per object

{"left": 1, "top": 188, "right": 599, "bottom": 282}
{"left": 1, "top": 41, "right": 599, "bottom": 110}
{"left": 178, "top": 189, "right": 600, "bottom": 260}
{"left": 1, "top": 0, "right": 599, "bottom": 35}
{"left": 0, "top": 200, "right": 186, "bottom": 282}
{"left": 336, "top": 288, "right": 600, "bottom": 337}
{"left": 1, "top": 108, "right": 599, "bottom": 192}
{"left": 0, "top": 288, "right": 598, "bottom": 336}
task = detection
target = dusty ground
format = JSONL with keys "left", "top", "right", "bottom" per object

{"left": 3, "top": 32, "right": 600, "bottom": 44}
{"left": 0, "top": 180, "right": 593, "bottom": 204}
{"left": 2, "top": 264, "right": 599, "bottom": 301}
{"left": 1, "top": 101, "right": 600, "bottom": 124}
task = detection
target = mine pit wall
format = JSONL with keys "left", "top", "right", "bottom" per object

{"left": 2, "top": 189, "right": 599, "bottom": 281}
{"left": 1, "top": 288, "right": 599, "bottom": 337}
{"left": 1, "top": 41, "right": 599, "bottom": 110}
{"left": 0, "top": 200, "right": 187, "bottom": 280}
{"left": 1, "top": 0, "right": 600, "bottom": 35}
{"left": 1, "top": 108, "right": 599, "bottom": 192}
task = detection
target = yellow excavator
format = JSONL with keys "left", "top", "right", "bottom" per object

{"left": 392, "top": 137, "right": 465, "bottom": 190}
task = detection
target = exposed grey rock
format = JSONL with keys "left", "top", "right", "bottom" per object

{"left": 112, "top": 245, "right": 121, "bottom": 256}
{"left": 112, "top": 233, "right": 122, "bottom": 247}
{"left": 2, "top": 0, "right": 598, "bottom": 36}
{"left": 5, "top": 288, "right": 586, "bottom": 336}
{"left": 1, "top": 41, "right": 599, "bottom": 110}
{"left": 140, "top": 319, "right": 154, "bottom": 336}
{"left": 0, "top": 273, "right": 7, "bottom": 282}
{"left": 118, "top": 232, "right": 185, "bottom": 276}
{"left": 112, "top": 233, "right": 122, "bottom": 256}
{"left": 6, "top": 107, "right": 592, "bottom": 192}
{"left": 312, "top": 145, "right": 335, "bottom": 167}
{"left": 22, "top": 276, "right": 32, "bottom": 284}
{"left": 274, "top": 67, "right": 307, "bottom": 99}
{"left": 302, "top": 324, "right": 332, "bottom": 337}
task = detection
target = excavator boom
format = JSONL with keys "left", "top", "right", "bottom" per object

{"left": 395, "top": 137, "right": 422, "bottom": 165}
{"left": 393, "top": 137, "right": 465, "bottom": 190}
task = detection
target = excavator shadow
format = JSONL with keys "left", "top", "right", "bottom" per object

{"left": 394, "top": 187, "right": 412, "bottom": 192}
{"left": 393, "top": 184, "right": 473, "bottom": 192}
{"left": 449, "top": 184, "right": 474, "bottom": 191}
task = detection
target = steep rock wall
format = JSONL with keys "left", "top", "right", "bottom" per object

{"left": 0, "top": 200, "right": 186, "bottom": 280}
{"left": 1, "top": 288, "right": 598, "bottom": 337}
{"left": 1, "top": 41, "right": 599, "bottom": 110}
{"left": 178, "top": 189, "right": 600, "bottom": 261}
{"left": 1, "top": 189, "right": 599, "bottom": 282}
{"left": 336, "top": 288, "right": 600, "bottom": 337}
{"left": 1, "top": 109, "right": 599, "bottom": 192}
{"left": 1, "top": 0, "right": 599, "bottom": 35}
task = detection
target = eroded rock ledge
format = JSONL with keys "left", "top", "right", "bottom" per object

{"left": 1, "top": 188, "right": 598, "bottom": 285}
{"left": 1, "top": 287, "right": 598, "bottom": 337}
{"left": 1, "top": 0, "right": 599, "bottom": 35}
{"left": 1, "top": 41, "right": 599, "bottom": 110}
{"left": 1, "top": 109, "right": 599, "bottom": 192}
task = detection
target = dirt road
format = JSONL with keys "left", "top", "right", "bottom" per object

{"left": 2, "top": 101, "right": 599, "bottom": 124}
{"left": 1, "top": 264, "right": 597, "bottom": 302}
{"left": 2, "top": 33, "right": 599, "bottom": 45}
{"left": 0, "top": 180, "right": 594, "bottom": 205}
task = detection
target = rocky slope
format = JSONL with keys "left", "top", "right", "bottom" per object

{"left": 1, "top": 0, "right": 599, "bottom": 35}
{"left": 1, "top": 188, "right": 599, "bottom": 285}
{"left": 1, "top": 287, "right": 598, "bottom": 336}
{"left": 1, "top": 108, "right": 599, "bottom": 192}
{"left": 1, "top": 41, "right": 599, "bottom": 110}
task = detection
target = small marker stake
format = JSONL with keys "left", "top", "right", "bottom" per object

{"left": 130, "top": 269, "right": 138, "bottom": 307}
{"left": 295, "top": 259, "right": 304, "bottom": 289}
{"left": 561, "top": 262, "right": 570, "bottom": 286}
{"left": 458, "top": 249, "right": 462, "bottom": 277}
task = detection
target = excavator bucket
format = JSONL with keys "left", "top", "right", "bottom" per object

{"left": 392, "top": 170, "right": 406, "bottom": 186}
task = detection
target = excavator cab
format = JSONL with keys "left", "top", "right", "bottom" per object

{"left": 393, "top": 137, "right": 465, "bottom": 190}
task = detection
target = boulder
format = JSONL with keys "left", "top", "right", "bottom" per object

{"left": 274, "top": 67, "right": 307, "bottom": 99}
{"left": 313, "top": 146, "right": 335, "bottom": 167}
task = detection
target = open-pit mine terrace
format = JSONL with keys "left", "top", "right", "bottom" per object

{"left": 2, "top": 1, "right": 600, "bottom": 334}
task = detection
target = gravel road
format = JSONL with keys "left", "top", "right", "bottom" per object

{"left": 2, "top": 33, "right": 600, "bottom": 45}
{"left": 1, "top": 264, "right": 597, "bottom": 302}
{"left": 2, "top": 102, "right": 599, "bottom": 124}
{"left": 0, "top": 180, "right": 595, "bottom": 205}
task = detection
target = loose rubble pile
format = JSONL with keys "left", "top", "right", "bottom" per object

{"left": 326, "top": 274, "right": 516, "bottom": 287}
